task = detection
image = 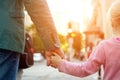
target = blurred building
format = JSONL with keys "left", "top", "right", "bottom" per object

{"left": 80, "top": 0, "right": 118, "bottom": 52}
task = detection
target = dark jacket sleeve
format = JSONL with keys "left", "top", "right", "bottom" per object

{"left": 23, "top": 0, "right": 60, "bottom": 50}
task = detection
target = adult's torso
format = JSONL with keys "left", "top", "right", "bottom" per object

{"left": 0, "top": 0, "right": 25, "bottom": 53}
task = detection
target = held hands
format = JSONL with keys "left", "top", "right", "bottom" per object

{"left": 50, "top": 53, "right": 62, "bottom": 68}
{"left": 45, "top": 48, "right": 65, "bottom": 66}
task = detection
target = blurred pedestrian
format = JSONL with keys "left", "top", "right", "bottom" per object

{"left": 0, "top": 0, "right": 64, "bottom": 80}
{"left": 50, "top": 1, "right": 120, "bottom": 80}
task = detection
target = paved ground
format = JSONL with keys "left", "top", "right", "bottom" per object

{"left": 22, "top": 58, "right": 103, "bottom": 80}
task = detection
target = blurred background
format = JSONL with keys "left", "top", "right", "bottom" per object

{"left": 24, "top": 0, "right": 115, "bottom": 61}
{"left": 22, "top": 0, "right": 118, "bottom": 80}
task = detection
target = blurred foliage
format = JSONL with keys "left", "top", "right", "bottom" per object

{"left": 25, "top": 24, "right": 69, "bottom": 54}
{"left": 58, "top": 34, "right": 69, "bottom": 53}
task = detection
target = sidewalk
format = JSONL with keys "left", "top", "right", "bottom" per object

{"left": 22, "top": 58, "right": 103, "bottom": 80}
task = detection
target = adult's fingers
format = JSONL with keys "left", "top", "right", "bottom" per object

{"left": 45, "top": 51, "right": 51, "bottom": 66}
{"left": 45, "top": 51, "right": 55, "bottom": 66}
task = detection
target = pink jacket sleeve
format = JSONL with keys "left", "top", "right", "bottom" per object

{"left": 58, "top": 43, "right": 105, "bottom": 77}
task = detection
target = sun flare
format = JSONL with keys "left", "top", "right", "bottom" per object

{"left": 47, "top": 0, "right": 94, "bottom": 35}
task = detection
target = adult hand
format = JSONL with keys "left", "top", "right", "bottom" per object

{"left": 45, "top": 48, "right": 65, "bottom": 66}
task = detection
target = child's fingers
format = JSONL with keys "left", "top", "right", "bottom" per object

{"left": 51, "top": 56, "right": 55, "bottom": 60}
{"left": 51, "top": 56, "right": 58, "bottom": 61}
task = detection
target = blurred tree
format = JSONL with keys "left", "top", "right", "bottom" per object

{"left": 58, "top": 34, "right": 69, "bottom": 53}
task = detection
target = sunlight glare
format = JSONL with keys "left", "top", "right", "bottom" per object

{"left": 47, "top": 0, "right": 93, "bottom": 35}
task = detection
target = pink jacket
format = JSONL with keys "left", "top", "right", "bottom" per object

{"left": 58, "top": 38, "right": 120, "bottom": 80}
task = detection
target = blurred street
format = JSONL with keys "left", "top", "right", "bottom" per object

{"left": 22, "top": 56, "right": 103, "bottom": 80}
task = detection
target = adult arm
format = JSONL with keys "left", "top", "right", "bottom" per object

{"left": 23, "top": 0, "right": 64, "bottom": 65}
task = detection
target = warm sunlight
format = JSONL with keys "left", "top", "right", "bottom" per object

{"left": 47, "top": 0, "right": 94, "bottom": 35}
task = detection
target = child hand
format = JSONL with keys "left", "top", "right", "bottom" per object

{"left": 51, "top": 53, "right": 62, "bottom": 68}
